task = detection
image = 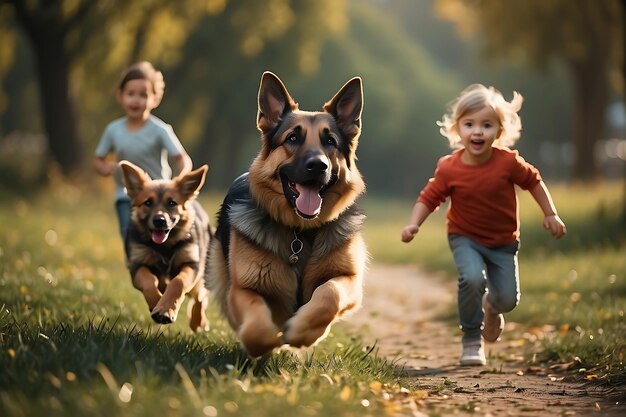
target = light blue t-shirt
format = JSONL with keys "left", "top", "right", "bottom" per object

{"left": 95, "top": 115, "right": 185, "bottom": 201}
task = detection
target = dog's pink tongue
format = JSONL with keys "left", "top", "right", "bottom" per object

{"left": 151, "top": 230, "right": 168, "bottom": 244}
{"left": 295, "top": 184, "right": 322, "bottom": 217}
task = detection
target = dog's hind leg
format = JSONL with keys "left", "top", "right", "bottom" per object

{"left": 283, "top": 275, "right": 362, "bottom": 348}
{"left": 133, "top": 267, "right": 163, "bottom": 312}
{"left": 151, "top": 266, "right": 196, "bottom": 324}
{"left": 229, "top": 287, "right": 283, "bottom": 357}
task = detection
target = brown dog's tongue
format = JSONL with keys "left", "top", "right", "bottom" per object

{"left": 295, "top": 184, "right": 322, "bottom": 217}
{"left": 151, "top": 230, "right": 168, "bottom": 244}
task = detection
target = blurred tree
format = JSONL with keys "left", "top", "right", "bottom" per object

{"left": 0, "top": 0, "right": 208, "bottom": 175}
{"left": 436, "top": 0, "right": 623, "bottom": 181}
{"left": 0, "top": 0, "right": 98, "bottom": 173}
{"left": 3, "top": 0, "right": 576, "bottom": 197}
{"left": 620, "top": 0, "right": 626, "bottom": 226}
{"left": 0, "top": 0, "right": 349, "bottom": 185}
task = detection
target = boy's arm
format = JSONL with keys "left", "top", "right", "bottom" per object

{"left": 401, "top": 201, "right": 432, "bottom": 243}
{"left": 94, "top": 156, "right": 116, "bottom": 176}
{"left": 173, "top": 153, "right": 193, "bottom": 176}
{"left": 529, "top": 181, "right": 566, "bottom": 239}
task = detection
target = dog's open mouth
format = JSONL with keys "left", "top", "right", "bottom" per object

{"left": 282, "top": 173, "right": 338, "bottom": 220}
{"left": 151, "top": 229, "right": 171, "bottom": 244}
{"left": 289, "top": 181, "right": 322, "bottom": 218}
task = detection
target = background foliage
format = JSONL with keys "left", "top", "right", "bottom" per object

{"left": 1, "top": 0, "right": 624, "bottom": 197}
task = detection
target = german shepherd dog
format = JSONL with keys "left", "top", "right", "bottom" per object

{"left": 120, "top": 161, "right": 211, "bottom": 331}
{"left": 207, "top": 72, "right": 367, "bottom": 357}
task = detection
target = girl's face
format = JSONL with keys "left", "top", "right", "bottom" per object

{"left": 457, "top": 105, "right": 501, "bottom": 164}
{"left": 117, "top": 79, "right": 156, "bottom": 122}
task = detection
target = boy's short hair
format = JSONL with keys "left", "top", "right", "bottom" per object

{"left": 118, "top": 61, "right": 165, "bottom": 107}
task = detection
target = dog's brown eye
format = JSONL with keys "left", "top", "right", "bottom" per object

{"left": 144, "top": 199, "right": 153, "bottom": 207}
{"left": 287, "top": 134, "right": 298, "bottom": 143}
{"left": 168, "top": 200, "right": 178, "bottom": 207}
{"left": 322, "top": 132, "right": 338, "bottom": 148}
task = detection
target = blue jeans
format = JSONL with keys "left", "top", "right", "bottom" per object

{"left": 448, "top": 234, "right": 520, "bottom": 343}
{"left": 115, "top": 198, "right": 131, "bottom": 239}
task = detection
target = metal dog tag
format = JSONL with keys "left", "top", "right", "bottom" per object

{"left": 289, "top": 232, "right": 303, "bottom": 265}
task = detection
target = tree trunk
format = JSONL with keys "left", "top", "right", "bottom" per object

{"left": 31, "top": 31, "right": 83, "bottom": 174}
{"left": 10, "top": 0, "right": 84, "bottom": 175}
{"left": 568, "top": 53, "right": 609, "bottom": 181}
{"left": 621, "top": 0, "right": 626, "bottom": 226}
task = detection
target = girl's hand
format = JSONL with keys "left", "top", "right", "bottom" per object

{"left": 401, "top": 225, "right": 420, "bottom": 243}
{"left": 544, "top": 214, "right": 566, "bottom": 239}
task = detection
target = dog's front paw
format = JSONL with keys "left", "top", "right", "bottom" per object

{"left": 151, "top": 294, "right": 185, "bottom": 324}
{"left": 151, "top": 306, "right": 178, "bottom": 324}
{"left": 282, "top": 316, "right": 331, "bottom": 348}
{"left": 238, "top": 321, "right": 283, "bottom": 357}
{"left": 151, "top": 311, "right": 173, "bottom": 324}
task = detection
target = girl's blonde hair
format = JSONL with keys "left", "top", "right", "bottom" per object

{"left": 437, "top": 84, "right": 524, "bottom": 149}
{"left": 118, "top": 61, "right": 165, "bottom": 108}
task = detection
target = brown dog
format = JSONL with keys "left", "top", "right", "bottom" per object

{"left": 120, "top": 161, "right": 211, "bottom": 331}
{"left": 207, "top": 71, "right": 367, "bottom": 356}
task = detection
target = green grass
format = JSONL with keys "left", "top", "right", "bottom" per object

{"left": 0, "top": 180, "right": 413, "bottom": 417}
{"left": 0, "top": 179, "right": 624, "bottom": 416}
{"left": 362, "top": 181, "right": 626, "bottom": 386}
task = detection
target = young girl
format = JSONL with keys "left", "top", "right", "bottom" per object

{"left": 94, "top": 61, "right": 192, "bottom": 238}
{"left": 401, "top": 84, "right": 566, "bottom": 366}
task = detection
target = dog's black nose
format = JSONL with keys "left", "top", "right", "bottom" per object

{"left": 153, "top": 215, "right": 167, "bottom": 229}
{"left": 305, "top": 156, "right": 328, "bottom": 173}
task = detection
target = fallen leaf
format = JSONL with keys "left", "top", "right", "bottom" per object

{"left": 549, "top": 361, "right": 577, "bottom": 372}
{"left": 339, "top": 385, "right": 351, "bottom": 401}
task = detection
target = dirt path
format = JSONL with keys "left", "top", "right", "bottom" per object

{"left": 345, "top": 264, "right": 625, "bottom": 416}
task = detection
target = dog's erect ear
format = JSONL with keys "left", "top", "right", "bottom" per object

{"left": 175, "top": 164, "right": 208, "bottom": 200}
{"left": 119, "top": 161, "right": 152, "bottom": 199}
{"left": 257, "top": 71, "right": 298, "bottom": 134}
{"left": 323, "top": 77, "right": 363, "bottom": 139}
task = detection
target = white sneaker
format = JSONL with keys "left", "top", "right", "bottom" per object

{"left": 460, "top": 340, "right": 486, "bottom": 366}
{"left": 482, "top": 293, "right": 504, "bottom": 342}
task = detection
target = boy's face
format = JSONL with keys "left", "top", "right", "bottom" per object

{"left": 457, "top": 106, "right": 501, "bottom": 163}
{"left": 117, "top": 79, "right": 156, "bottom": 121}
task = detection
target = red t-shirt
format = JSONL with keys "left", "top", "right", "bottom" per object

{"left": 418, "top": 147, "right": 542, "bottom": 247}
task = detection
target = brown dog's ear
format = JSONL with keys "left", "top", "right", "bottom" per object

{"left": 257, "top": 71, "right": 298, "bottom": 134}
{"left": 323, "top": 77, "right": 363, "bottom": 138}
{"left": 119, "top": 161, "right": 152, "bottom": 199}
{"left": 175, "top": 164, "right": 208, "bottom": 200}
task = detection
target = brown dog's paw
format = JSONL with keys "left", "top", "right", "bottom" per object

{"left": 282, "top": 317, "right": 330, "bottom": 348}
{"left": 151, "top": 308, "right": 176, "bottom": 324}
{"left": 151, "top": 311, "right": 173, "bottom": 324}
{"left": 151, "top": 295, "right": 184, "bottom": 324}
{"left": 188, "top": 297, "right": 209, "bottom": 332}
{"left": 239, "top": 321, "right": 283, "bottom": 357}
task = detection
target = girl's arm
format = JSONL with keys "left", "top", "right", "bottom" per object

{"left": 94, "top": 156, "right": 117, "bottom": 176}
{"left": 401, "top": 201, "right": 432, "bottom": 243}
{"left": 529, "top": 181, "right": 566, "bottom": 239}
